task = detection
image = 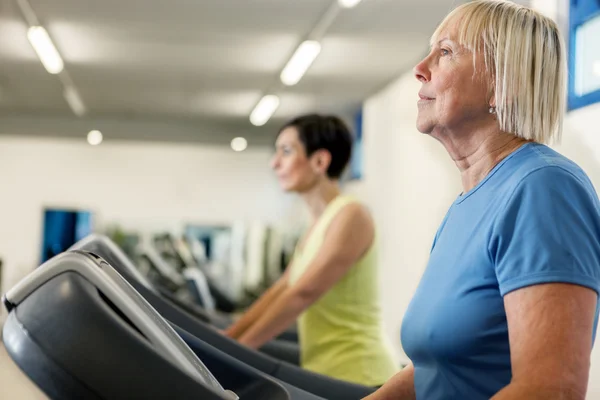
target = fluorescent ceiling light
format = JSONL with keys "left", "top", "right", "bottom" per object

{"left": 594, "top": 60, "right": 600, "bottom": 77}
{"left": 87, "top": 130, "right": 103, "bottom": 146}
{"left": 27, "top": 26, "right": 64, "bottom": 74}
{"left": 231, "top": 137, "right": 248, "bottom": 152}
{"left": 280, "top": 40, "right": 321, "bottom": 86}
{"left": 250, "top": 95, "right": 280, "bottom": 126}
{"left": 63, "top": 86, "right": 86, "bottom": 117}
{"left": 338, "top": 0, "right": 363, "bottom": 8}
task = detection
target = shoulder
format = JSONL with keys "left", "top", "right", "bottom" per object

{"left": 488, "top": 147, "right": 600, "bottom": 247}
{"left": 500, "top": 143, "right": 596, "bottom": 201}
{"left": 316, "top": 199, "right": 376, "bottom": 263}
{"left": 323, "top": 198, "right": 375, "bottom": 250}
{"left": 332, "top": 199, "right": 374, "bottom": 231}
{"left": 488, "top": 145, "right": 600, "bottom": 243}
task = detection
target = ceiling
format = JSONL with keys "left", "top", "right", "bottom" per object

{"left": 0, "top": 0, "right": 458, "bottom": 146}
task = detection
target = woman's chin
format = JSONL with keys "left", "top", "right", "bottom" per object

{"left": 279, "top": 182, "right": 297, "bottom": 193}
{"left": 416, "top": 120, "right": 433, "bottom": 134}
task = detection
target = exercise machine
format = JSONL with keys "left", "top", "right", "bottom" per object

{"left": 2, "top": 251, "right": 322, "bottom": 399}
{"left": 69, "top": 234, "right": 375, "bottom": 399}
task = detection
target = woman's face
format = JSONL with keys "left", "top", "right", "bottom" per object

{"left": 270, "top": 127, "right": 321, "bottom": 193}
{"left": 413, "top": 21, "right": 492, "bottom": 138}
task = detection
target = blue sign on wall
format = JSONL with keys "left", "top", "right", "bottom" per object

{"left": 349, "top": 109, "right": 363, "bottom": 181}
{"left": 568, "top": 0, "right": 600, "bottom": 110}
{"left": 41, "top": 208, "right": 93, "bottom": 263}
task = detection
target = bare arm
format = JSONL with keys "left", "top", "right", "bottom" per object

{"left": 237, "top": 203, "right": 375, "bottom": 349}
{"left": 363, "top": 363, "right": 415, "bottom": 400}
{"left": 224, "top": 270, "right": 290, "bottom": 339}
{"left": 491, "top": 283, "right": 596, "bottom": 400}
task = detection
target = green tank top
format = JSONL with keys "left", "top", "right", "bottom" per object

{"left": 288, "top": 195, "right": 399, "bottom": 386}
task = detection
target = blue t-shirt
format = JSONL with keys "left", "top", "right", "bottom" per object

{"left": 401, "top": 143, "right": 600, "bottom": 399}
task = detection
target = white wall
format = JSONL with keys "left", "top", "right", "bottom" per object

{"left": 0, "top": 136, "right": 298, "bottom": 298}
{"left": 360, "top": 43, "right": 600, "bottom": 400}
{"left": 360, "top": 72, "right": 461, "bottom": 364}
{"left": 558, "top": 106, "right": 600, "bottom": 400}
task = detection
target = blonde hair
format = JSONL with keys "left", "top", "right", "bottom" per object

{"left": 431, "top": 0, "right": 566, "bottom": 144}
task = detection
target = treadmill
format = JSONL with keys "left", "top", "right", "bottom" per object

{"left": 70, "top": 234, "right": 375, "bottom": 399}
{"left": 78, "top": 235, "right": 299, "bottom": 364}
{"left": 178, "top": 234, "right": 299, "bottom": 343}
{"left": 156, "top": 233, "right": 237, "bottom": 313}
{"left": 161, "top": 234, "right": 298, "bottom": 343}
{"left": 74, "top": 234, "right": 232, "bottom": 329}
{"left": 2, "top": 251, "right": 322, "bottom": 400}
{"left": 73, "top": 236, "right": 300, "bottom": 364}
{"left": 140, "top": 242, "right": 215, "bottom": 310}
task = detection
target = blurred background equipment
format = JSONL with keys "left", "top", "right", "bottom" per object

{"left": 103, "top": 222, "right": 298, "bottom": 314}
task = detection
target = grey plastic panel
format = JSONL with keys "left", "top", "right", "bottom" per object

{"left": 69, "top": 233, "right": 155, "bottom": 291}
{"left": 4, "top": 251, "right": 224, "bottom": 393}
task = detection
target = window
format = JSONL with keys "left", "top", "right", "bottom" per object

{"left": 568, "top": 0, "right": 600, "bottom": 110}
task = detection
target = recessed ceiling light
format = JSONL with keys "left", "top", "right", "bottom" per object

{"left": 87, "top": 130, "right": 103, "bottom": 146}
{"left": 338, "top": 0, "right": 363, "bottom": 8}
{"left": 231, "top": 137, "right": 248, "bottom": 152}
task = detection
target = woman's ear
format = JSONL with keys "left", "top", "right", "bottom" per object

{"left": 489, "top": 93, "right": 496, "bottom": 108}
{"left": 488, "top": 74, "right": 497, "bottom": 108}
{"left": 311, "top": 149, "right": 332, "bottom": 175}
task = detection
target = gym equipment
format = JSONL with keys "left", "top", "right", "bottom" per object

{"left": 182, "top": 267, "right": 216, "bottom": 312}
{"left": 76, "top": 234, "right": 297, "bottom": 342}
{"left": 136, "top": 242, "right": 185, "bottom": 293}
{"left": 97, "top": 233, "right": 300, "bottom": 363}
{"left": 70, "top": 234, "right": 375, "bottom": 399}
{"left": 140, "top": 242, "right": 215, "bottom": 310}
{"left": 2, "top": 251, "right": 322, "bottom": 399}
{"left": 71, "top": 234, "right": 230, "bottom": 328}
{"left": 179, "top": 234, "right": 299, "bottom": 343}
{"left": 155, "top": 233, "right": 235, "bottom": 313}
{"left": 72, "top": 235, "right": 299, "bottom": 364}
{"left": 185, "top": 223, "right": 248, "bottom": 305}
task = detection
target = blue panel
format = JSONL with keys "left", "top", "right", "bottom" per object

{"left": 41, "top": 208, "right": 93, "bottom": 263}
{"left": 568, "top": 0, "right": 600, "bottom": 110}
{"left": 349, "top": 109, "right": 363, "bottom": 181}
{"left": 75, "top": 212, "right": 93, "bottom": 242}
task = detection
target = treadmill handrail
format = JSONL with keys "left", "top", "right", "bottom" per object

{"left": 140, "top": 244, "right": 186, "bottom": 286}
{"left": 183, "top": 267, "right": 216, "bottom": 313}
{"left": 156, "top": 233, "right": 189, "bottom": 269}
{"left": 68, "top": 233, "right": 155, "bottom": 291}
{"left": 3, "top": 251, "right": 224, "bottom": 393}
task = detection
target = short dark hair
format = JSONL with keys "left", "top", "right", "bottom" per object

{"left": 278, "top": 114, "right": 353, "bottom": 179}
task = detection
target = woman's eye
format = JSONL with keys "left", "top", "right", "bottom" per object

{"left": 441, "top": 48, "right": 450, "bottom": 56}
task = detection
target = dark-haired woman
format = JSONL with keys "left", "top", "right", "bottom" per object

{"left": 225, "top": 114, "right": 398, "bottom": 387}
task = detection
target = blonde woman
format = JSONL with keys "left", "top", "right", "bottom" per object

{"left": 367, "top": 1, "right": 600, "bottom": 399}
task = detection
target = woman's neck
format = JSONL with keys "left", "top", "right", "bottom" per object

{"left": 300, "top": 179, "right": 342, "bottom": 220}
{"left": 440, "top": 129, "right": 530, "bottom": 193}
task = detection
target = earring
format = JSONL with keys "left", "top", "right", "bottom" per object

{"left": 489, "top": 106, "right": 496, "bottom": 114}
